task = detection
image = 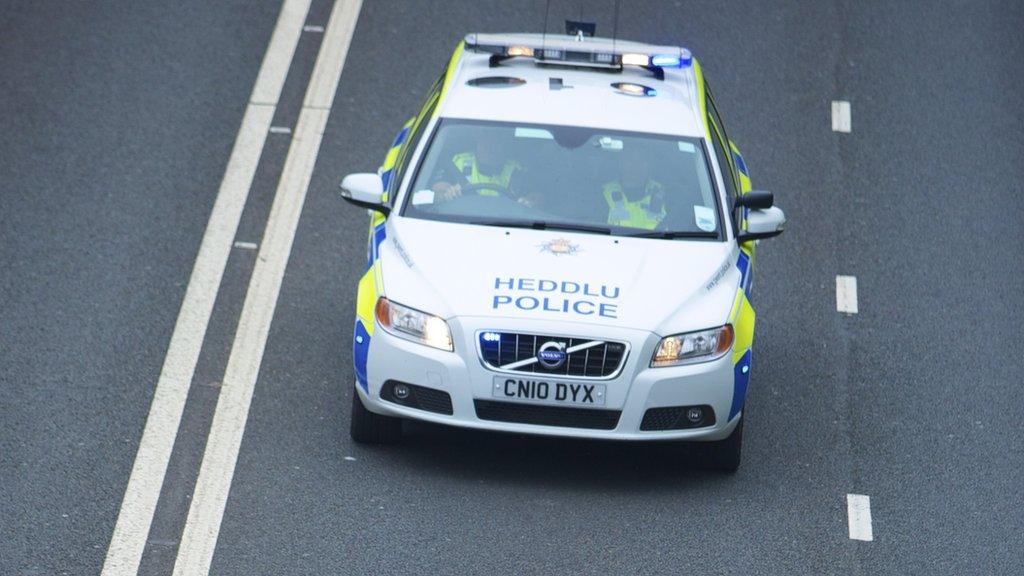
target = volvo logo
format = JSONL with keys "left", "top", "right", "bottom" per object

{"left": 536, "top": 341, "right": 567, "bottom": 369}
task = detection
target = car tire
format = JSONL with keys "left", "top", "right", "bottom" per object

{"left": 350, "top": 387, "right": 402, "bottom": 444}
{"left": 707, "top": 416, "right": 743, "bottom": 473}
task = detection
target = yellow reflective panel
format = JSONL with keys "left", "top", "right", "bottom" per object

{"left": 742, "top": 243, "right": 756, "bottom": 271}
{"left": 729, "top": 141, "right": 757, "bottom": 251}
{"left": 438, "top": 40, "right": 465, "bottom": 108}
{"left": 378, "top": 116, "right": 415, "bottom": 178}
{"left": 729, "top": 141, "right": 753, "bottom": 194}
{"left": 382, "top": 145, "right": 402, "bottom": 172}
{"left": 731, "top": 289, "right": 756, "bottom": 364}
{"left": 693, "top": 58, "right": 709, "bottom": 139}
{"left": 356, "top": 265, "right": 380, "bottom": 336}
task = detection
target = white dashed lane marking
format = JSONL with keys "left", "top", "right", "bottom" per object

{"left": 836, "top": 275, "right": 859, "bottom": 314}
{"left": 832, "top": 100, "right": 852, "bottom": 133}
{"left": 232, "top": 241, "right": 258, "bottom": 250}
{"left": 847, "top": 494, "right": 874, "bottom": 541}
{"left": 171, "top": 2, "right": 364, "bottom": 574}
{"left": 100, "top": 2, "right": 311, "bottom": 575}
{"left": 268, "top": 125, "right": 292, "bottom": 134}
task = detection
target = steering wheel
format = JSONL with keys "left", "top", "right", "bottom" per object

{"left": 459, "top": 181, "right": 515, "bottom": 199}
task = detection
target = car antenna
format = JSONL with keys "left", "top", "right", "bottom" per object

{"left": 541, "top": 0, "right": 551, "bottom": 55}
{"left": 612, "top": 0, "right": 621, "bottom": 55}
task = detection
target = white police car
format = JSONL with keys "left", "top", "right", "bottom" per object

{"left": 339, "top": 32, "right": 785, "bottom": 471}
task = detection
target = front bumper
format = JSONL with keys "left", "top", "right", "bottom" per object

{"left": 357, "top": 316, "right": 743, "bottom": 441}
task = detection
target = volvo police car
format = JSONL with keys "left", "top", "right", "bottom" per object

{"left": 338, "top": 32, "right": 786, "bottom": 471}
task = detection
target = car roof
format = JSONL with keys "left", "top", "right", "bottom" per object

{"left": 437, "top": 35, "right": 707, "bottom": 139}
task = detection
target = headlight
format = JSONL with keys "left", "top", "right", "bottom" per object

{"left": 651, "top": 325, "right": 734, "bottom": 367}
{"left": 375, "top": 297, "right": 453, "bottom": 351}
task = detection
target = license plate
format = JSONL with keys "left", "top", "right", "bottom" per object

{"left": 491, "top": 376, "right": 606, "bottom": 407}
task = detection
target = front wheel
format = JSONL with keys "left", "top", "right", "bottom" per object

{"left": 350, "top": 387, "right": 402, "bottom": 444}
{"left": 706, "top": 416, "right": 743, "bottom": 473}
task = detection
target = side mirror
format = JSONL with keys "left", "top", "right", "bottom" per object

{"left": 339, "top": 173, "right": 389, "bottom": 215}
{"left": 735, "top": 190, "right": 774, "bottom": 210}
{"left": 737, "top": 206, "right": 786, "bottom": 242}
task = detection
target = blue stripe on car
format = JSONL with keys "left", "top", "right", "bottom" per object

{"left": 392, "top": 126, "right": 410, "bottom": 147}
{"left": 366, "top": 222, "right": 387, "bottom": 270}
{"left": 736, "top": 250, "right": 751, "bottom": 293}
{"left": 372, "top": 223, "right": 386, "bottom": 259}
{"left": 733, "top": 151, "right": 748, "bottom": 176}
{"left": 728, "top": 348, "right": 752, "bottom": 420}
{"left": 353, "top": 319, "right": 371, "bottom": 391}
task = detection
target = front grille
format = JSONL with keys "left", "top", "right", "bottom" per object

{"left": 381, "top": 381, "right": 453, "bottom": 415}
{"left": 478, "top": 331, "right": 627, "bottom": 378}
{"left": 474, "top": 400, "right": 621, "bottom": 430}
{"left": 640, "top": 405, "right": 716, "bottom": 431}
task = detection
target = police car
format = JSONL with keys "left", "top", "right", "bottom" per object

{"left": 338, "top": 31, "right": 785, "bottom": 471}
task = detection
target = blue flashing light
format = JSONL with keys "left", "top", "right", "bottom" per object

{"left": 481, "top": 332, "right": 501, "bottom": 343}
{"left": 651, "top": 54, "right": 684, "bottom": 68}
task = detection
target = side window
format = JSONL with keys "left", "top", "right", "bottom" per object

{"left": 705, "top": 89, "right": 739, "bottom": 198}
{"left": 389, "top": 73, "right": 444, "bottom": 199}
{"left": 707, "top": 114, "right": 738, "bottom": 200}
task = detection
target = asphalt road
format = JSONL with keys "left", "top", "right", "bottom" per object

{"left": 2, "top": 1, "right": 1023, "bottom": 575}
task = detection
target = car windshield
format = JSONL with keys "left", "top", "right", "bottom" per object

{"left": 401, "top": 118, "right": 722, "bottom": 238}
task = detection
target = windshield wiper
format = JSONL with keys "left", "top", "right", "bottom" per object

{"left": 471, "top": 220, "right": 613, "bottom": 235}
{"left": 623, "top": 230, "right": 719, "bottom": 239}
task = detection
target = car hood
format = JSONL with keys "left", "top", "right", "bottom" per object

{"left": 377, "top": 218, "right": 743, "bottom": 334}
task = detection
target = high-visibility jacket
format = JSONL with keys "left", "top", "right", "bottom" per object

{"left": 603, "top": 179, "right": 666, "bottom": 229}
{"left": 453, "top": 152, "right": 521, "bottom": 196}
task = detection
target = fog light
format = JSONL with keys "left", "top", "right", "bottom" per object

{"left": 686, "top": 407, "right": 703, "bottom": 423}
{"left": 393, "top": 383, "right": 411, "bottom": 400}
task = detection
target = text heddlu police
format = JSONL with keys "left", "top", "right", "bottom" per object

{"left": 491, "top": 277, "right": 621, "bottom": 318}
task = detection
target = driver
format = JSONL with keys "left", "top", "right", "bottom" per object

{"left": 432, "top": 137, "right": 523, "bottom": 201}
{"left": 602, "top": 146, "right": 666, "bottom": 230}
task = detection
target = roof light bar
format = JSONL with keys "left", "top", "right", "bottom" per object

{"left": 464, "top": 33, "right": 693, "bottom": 76}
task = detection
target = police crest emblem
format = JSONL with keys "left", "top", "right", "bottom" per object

{"left": 538, "top": 238, "right": 580, "bottom": 256}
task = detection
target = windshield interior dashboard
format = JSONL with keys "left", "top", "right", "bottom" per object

{"left": 398, "top": 118, "right": 728, "bottom": 242}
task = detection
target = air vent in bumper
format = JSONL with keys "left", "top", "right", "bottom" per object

{"left": 381, "top": 380, "right": 453, "bottom": 415}
{"left": 639, "top": 405, "right": 716, "bottom": 431}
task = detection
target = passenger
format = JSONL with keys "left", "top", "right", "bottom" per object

{"left": 602, "top": 147, "right": 666, "bottom": 230}
{"left": 432, "top": 137, "right": 523, "bottom": 201}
